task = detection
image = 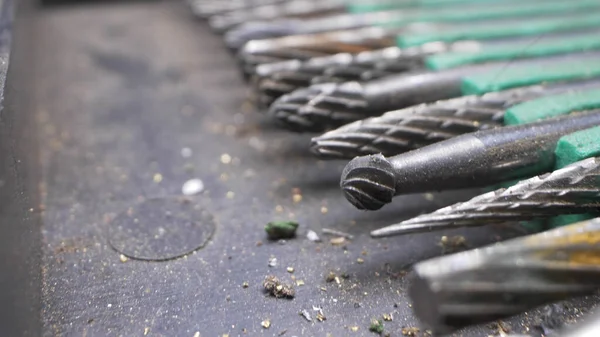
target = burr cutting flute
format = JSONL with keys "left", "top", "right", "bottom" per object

{"left": 207, "top": 0, "right": 347, "bottom": 33}
{"left": 238, "top": 11, "right": 600, "bottom": 76}
{"left": 239, "top": 26, "right": 397, "bottom": 77}
{"left": 407, "top": 216, "right": 600, "bottom": 334}
{"left": 252, "top": 42, "right": 469, "bottom": 107}
{"left": 253, "top": 29, "right": 600, "bottom": 106}
{"left": 310, "top": 78, "right": 600, "bottom": 159}
{"left": 340, "top": 110, "right": 600, "bottom": 211}
{"left": 226, "top": 0, "right": 597, "bottom": 49}
{"left": 370, "top": 155, "right": 600, "bottom": 237}
{"left": 269, "top": 52, "right": 600, "bottom": 132}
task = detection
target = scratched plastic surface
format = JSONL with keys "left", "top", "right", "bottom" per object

{"left": 33, "top": 2, "right": 599, "bottom": 336}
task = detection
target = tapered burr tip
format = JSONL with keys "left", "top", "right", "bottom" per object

{"left": 340, "top": 154, "right": 396, "bottom": 210}
{"left": 267, "top": 87, "right": 317, "bottom": 132}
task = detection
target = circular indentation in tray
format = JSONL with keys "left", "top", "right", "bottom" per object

{"left": 108, "top": 197, "right": 215, "bottom": 261}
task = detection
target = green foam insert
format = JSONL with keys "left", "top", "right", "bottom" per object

{"left": 520, "top": 219, "right": 546, "bottom": 232}
{"left": 521, "top": 213, "right": 597, "bottom": 231}
{"left": 426, "top": 32, "right": 600, "bottom": 70}
{"left": 378, "top": 1, "right": 600, "bottom": 29}
{"left": 397, "top": 12, "right": 600, "bottom": 48}
{"left": 348, "top": 0, "right": 589, "bottom": 13}
{"left": 348, "top": 0, "right": 512, "bottom": 13}
{"left": 547, "top": 214, "right": 597, "bottom": 229}
{"left": 504, "top": 88, "right": 600, "bottom": 125}
{"left": 519, "top": 125, "right": 600, "bottom": 230}
{"left": 491, "top": 91, "right": 600, "bottom": 230}
{"left": 461, "top": 59, "right": 600, "bottom": 95}
{"left": 555, "top": 125, "right": 600, "bottom": 169}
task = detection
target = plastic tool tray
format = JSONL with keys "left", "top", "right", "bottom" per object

{"left": 1, "top": 0, "right": 598, "bottom": 336}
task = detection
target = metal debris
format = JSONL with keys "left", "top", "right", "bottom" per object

{"left": 180, "top": 147, "right": 192, "bottom": 158}
{"left": 313, "top": 306, "right": 326, "bottom": 322}
{"left": 322, "top": 228, "right": 354, "bottom": 239}
{"left": 306, "top": 230, "right": 321, "bottom": 242}
{"left": 300, "top": 309, "right": 312, "bottom": 322}
{"left": 181, "top": 178, "right": 205, "bottom": 196}
{"left": 220, "top": 153, "right": 232, "bottom": 164}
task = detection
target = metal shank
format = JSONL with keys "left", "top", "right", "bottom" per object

{"left": 409, "top": 216, "right": 600, "bottom": 334}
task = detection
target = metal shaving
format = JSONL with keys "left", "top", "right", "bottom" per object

{"left": 322, "top": 228, "right": 354, "bottom": 239}
{"left": 300, "top": 309, "right": 312, "bottom": 322}
{"left": 313, "top": 306, "right": 326, "bottom": 322}
{"left": 307, "top": 230, "right": 321, "bottom": 242}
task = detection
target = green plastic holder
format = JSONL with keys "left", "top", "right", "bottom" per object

{"left": 425, "top": 31, "right": 600, "bottom": 71}
{"left": 398, "top": 11, "right": 600, "bottom": 48}
{"left": 486, "top": 90, "right": 600, "bottom": 230}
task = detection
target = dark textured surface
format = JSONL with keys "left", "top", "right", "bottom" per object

{"left": 33, "top": 1, "right": 599, "bottom": 336}
{"left": 108, "top": 197, "right": 216, "bottom": 261}
{"left": 0, "top": 0, "right": 43, "bottom": 336}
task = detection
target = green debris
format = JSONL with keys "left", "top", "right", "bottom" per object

{"left": 369, "top": 319, "right": 384, "bottom": 334}
{"left": 265, "top": 221, "right": 299, "bottom": 240}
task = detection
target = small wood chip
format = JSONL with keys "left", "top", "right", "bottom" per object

{"left": 401, "top": 327, "right": 420, "bottom": 336}
{"left": 330, "top": 237, "right": 346, "bottom": 246}
{"left": 439, "top": 235, "right": 468, "bottom": 253}
{"left": 261, "top": 320, "right": 271, "bottom": 329}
